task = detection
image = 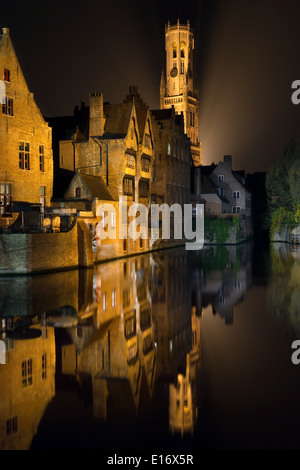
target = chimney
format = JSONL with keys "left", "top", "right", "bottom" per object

{"left": 224, "top": 155, "right": 232, "bottom": 168}
{"left": 89, "top": 92, "right": 104, "bottom": 137}
{"left": 2, "top": 27, "right": 10, "bottom": 36}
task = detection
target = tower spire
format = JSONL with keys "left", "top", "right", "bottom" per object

{"left": 159, "top": 19, "right": 201, "bottom": 166}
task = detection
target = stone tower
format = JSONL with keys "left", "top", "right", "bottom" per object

{"left": 160, "top": 19, "right": 201, "bottom": 166}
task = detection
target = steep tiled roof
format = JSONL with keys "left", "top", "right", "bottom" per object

{"left": 102, "top": 103, "right": 133, "bottom": 139}
{"left": 80, "top": 173, "right": 115, "bottom": 201}
{"left": 201, "top": 175, "right": 218, "bottom": 194}
{"left": 135, "top": 107, "right": 148, "bottom": 139}
{"left": 201, "top": 175, "right": 228, "bottom": 203}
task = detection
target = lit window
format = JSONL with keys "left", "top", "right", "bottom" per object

{"left": 181, "top": 42, "right": 185, "bottom": 58}
{"left": 112, "top": 289, "right": 116, "bottom": 308}
{"left": 2, "top": 97, "right": 13, "bottom": 116}
{"left": 19, "top": 142, "right": 30, "bottom": 170}
{"left": 102, "top": 293, "right": 107, "bottom": 312}
{"left": 39, "top": 145, "right": 45, "bottom": 172}
{"left": 0, "top": 182, "right": 12, "bottom": 215}
{"left": 173, "top": 43, "right": 177, "bottom": 58}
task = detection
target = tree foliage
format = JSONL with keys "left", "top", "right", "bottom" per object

{"left": 266, "top": 139, "right": 300, "bottom": 235}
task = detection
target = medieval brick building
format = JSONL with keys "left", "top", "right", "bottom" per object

{"left": 0, "top": 28, "right": 53, "bottom": 225}
{"left": 150, "top": 107, "right": 191, "bottom": 209}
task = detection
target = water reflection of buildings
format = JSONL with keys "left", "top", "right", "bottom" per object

{"left": 169, "top": 307, "right": 201, "bottom": 437}
{"left": 150, "top": 249, "right": 201, "bottom": 437}
{"left": 197, "top": 245, "right": 253, "bottom": 325}
{"left": 151, "top": 250, "right": 192, "bottom": 378}
{"left": 0, "top": 244, "right": 254, "bottom": 448}
{"left": 0, "top": 324, "right": 55, "bottom": 450}
{"left": 58, "top": 256, "right": 156, "bottom": 420}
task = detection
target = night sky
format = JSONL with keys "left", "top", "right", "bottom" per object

{"left": 2, "top": 0, "right": 300, "bottom": 173}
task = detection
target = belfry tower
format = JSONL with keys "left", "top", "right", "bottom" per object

{"left": 160, "top": 19, "right": 201, "bottom": 166}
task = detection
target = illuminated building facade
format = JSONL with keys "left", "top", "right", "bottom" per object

{"left": 50, "top": 91, "right": 155, "bottom": 259}
{"left": 0, "top": 28, "right": 53, "bottom": 225}
{"left": 160, "top": 20, "right": 201, "bottom": 166}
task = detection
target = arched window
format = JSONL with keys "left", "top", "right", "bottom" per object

{"left": 75, "top": 187, "right": 81, "bottom": 198}
{"left": 173, "top": 43, "right": 177, "bottom": 59}
{"left": 181, "top": 42, "right": 185, "bottom": 58}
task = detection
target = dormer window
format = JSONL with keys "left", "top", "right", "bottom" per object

{"left": 75, "top": 187, "right": 81, "bottom": 198}
{"left": 4, "top": 68, "right": 10, "bottom": 82}
{"left": 218, "top": 175, "right": 224, "bottom": 183}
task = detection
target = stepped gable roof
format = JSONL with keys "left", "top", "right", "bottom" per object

{"left": 102, "top": 103, "right": 133, "bottom": 140}
{"left": 123, "top": 85, "right": 147, "bottom": 107}
{"left": 122, "top": 86, "right": 150, "bottom": 139}
{"left": 121, "top": 87, "right": 146, "bottom": 138}
{"left": 79, "top": 173, "right": 115, "bottom": 201}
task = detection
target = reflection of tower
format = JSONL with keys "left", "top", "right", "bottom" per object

{"left": 169, "top": 354, "right": 197, "bottom": 437}
{"left": 160, "top": 19, "right": 201, "bottom": 166}
{"left": 168, "top": 305, "right": 201, "bottom": 437}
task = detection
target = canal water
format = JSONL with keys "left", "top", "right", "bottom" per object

{"left": 1, "top": 241, "right": 300, "bottom": 451}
